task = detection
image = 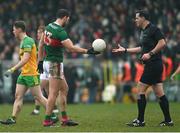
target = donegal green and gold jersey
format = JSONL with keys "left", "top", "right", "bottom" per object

{"left": 19, "top": 36, "right": 39, "bottom": 76}
{"left": 44, "top": 22, "right": 69, "bottom": 62}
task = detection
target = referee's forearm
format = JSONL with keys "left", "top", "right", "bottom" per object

{"left": 126, "top": 47, "right": 141, "bottom": 54}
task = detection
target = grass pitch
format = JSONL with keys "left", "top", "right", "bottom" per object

{"left": 0, "top": 102, "right": 179, "bottom": 132}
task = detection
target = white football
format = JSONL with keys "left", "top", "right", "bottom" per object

{"left": 92, "top": 39, "right": 106, "bottom": 52}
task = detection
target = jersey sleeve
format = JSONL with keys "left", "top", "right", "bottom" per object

{"left": 154, "top": 28, "right": 165, "bottom": 41}
{"left": 23, "top": 38, "right": 34, "bottom": 52}
{"left": 58, "top": 30, "right": 69, "bottom": 41}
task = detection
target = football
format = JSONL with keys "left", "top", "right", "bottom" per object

{"left": 92, "top": 39, "right": 106, "bottom": 52}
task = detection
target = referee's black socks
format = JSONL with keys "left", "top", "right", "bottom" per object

{"left": 159, "top": 95, "right": 172, "bottom": 122}
{"left": 137, "top": 94, "right": 146, "bottom": 122}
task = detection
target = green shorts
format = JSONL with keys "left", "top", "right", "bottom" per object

{"left": 17, "top": 75, "right": 40, "bottom": 88}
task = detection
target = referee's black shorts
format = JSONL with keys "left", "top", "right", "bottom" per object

{"left": 140, "top": 60, "right": 163, "bottom": 85}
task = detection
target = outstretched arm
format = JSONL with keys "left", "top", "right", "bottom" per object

{"left": 62, "top": 39, "right": 100, "bottom": 55}
{"left": 112, "top": 44, "right": 141, "bottom": 54}
{"left": 62, "top": 39, "right": 87, "bottom": 53}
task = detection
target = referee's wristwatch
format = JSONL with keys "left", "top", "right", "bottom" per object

{"left": 149, "top": 51, "right": 155, "bottom": 57}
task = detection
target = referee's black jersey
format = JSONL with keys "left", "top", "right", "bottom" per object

{"left": 139, "top": 23, "right": 165, "bottom": 63}
{"left": 139, "top": 23, "right": 165, "bottom": 85}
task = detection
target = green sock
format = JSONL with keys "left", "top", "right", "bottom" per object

{"left": 51, "top": 112, "right": 56, "bottom": 117}
{"left": 45, "top": 115, "right": 51, "bottom": 120}
{"left": 61, "top": 111, "right": 67, "bottom": 117}
{"left": 35, "top": 105, "right": 40, "bottom": 110}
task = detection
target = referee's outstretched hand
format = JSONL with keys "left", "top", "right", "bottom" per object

{"left": 112, "top": 44, "right": 126, "bottom": 53}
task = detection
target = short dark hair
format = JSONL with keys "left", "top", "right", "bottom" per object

{"left": 136, "top": 10, "right": 150, "bottom": 20}
{"left": 14, "top": 21, "right": 26, "bottom": 32}
{"left": 56, "top": 9, "right": 70, "bottom": 19}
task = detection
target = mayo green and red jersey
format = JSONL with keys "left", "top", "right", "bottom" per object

{"left": 44, "top": 22, "right": 69, "bottom": 62}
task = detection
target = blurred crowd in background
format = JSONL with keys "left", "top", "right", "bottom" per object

{"left": 0, "top": 0, "right": 180, "bottom": 104}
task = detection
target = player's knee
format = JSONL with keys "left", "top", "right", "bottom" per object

{"left": 60, "top": 87, "right": 68, "bottom": 95}
{"left": 155, "top": 91, "right": 164, "bottom": 97}
{"left": 47, "top": 94, "right": 57, "bottom": 103}
{"left": 15, "top": 93, "right": 23, "bottom": 101}
{"left": 50, "top": 91, "right": 59, "bottom": 98}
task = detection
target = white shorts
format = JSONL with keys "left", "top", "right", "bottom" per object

{"left": 40, "top": 61, "right": 64, "bottom": 80}
{"left": 40, "top": 61, "right": 49, "bottom": 80}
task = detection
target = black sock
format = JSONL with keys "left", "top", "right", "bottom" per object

{"left": 159, "top": 95, "right": 171, "bottom": 122}
{"left": 35, "top": 105, "right": 40, "bottom": 110}
{"left": 137, "top": 94, "right": 146, "bottom": 122}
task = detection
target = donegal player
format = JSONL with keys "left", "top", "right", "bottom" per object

{"left": 0, "top": 21, "right": 47, "bottom": 125}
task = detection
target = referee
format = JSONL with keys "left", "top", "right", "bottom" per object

{"left": 112, "top": 10, "right": 173, "bottom": 127}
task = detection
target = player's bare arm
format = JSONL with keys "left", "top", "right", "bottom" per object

{"left": 5, "top": 52, "right": 30, "bottom": 76}
{"left": 38, "top": 33, "right": 45, "bottom": 62}
{"left": 171, "top": 65, "right": 180, "bottom": 80}
{"left": 37, "top": 33, "right": 45, "bottom": 73}
{"left": 62, "top": 39, "right": 87, "bottom": 54}
{"left": 150, "top": 39, "right": 166, "bottom": 54}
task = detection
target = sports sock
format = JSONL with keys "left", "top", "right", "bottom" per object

{"left": 159, "top": 95, "right": 171, "bottom": 122}
{"left": 53, "top": 106, "right": 59, "bottom": 113}
{"left": 35, "top": 105, "right": 40, "bottom": 110}
{"left": 61, "top": 111, "right": 68, "bottom": 121}
{"left": 45, "top": 115, "right": 51, "bottom": 120}
{"left": 51, "top": 112, "right": 56, "bottom": 117}
{"left": 137, "top": 94, "right": 146, "bottom": 122}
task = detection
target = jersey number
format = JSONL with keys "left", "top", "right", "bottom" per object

{"left": 44, "top": 30, "right": 52, "bottom": 45}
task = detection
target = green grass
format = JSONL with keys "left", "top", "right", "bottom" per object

{"left": 0, "top": 102, "right": 179, "bottom": 132}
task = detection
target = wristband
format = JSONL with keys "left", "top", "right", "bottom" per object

{"left": 149, "top": 51, "right": 154, "bottom": 57}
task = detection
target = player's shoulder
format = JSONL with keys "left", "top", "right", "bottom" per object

{"left": 22, "top": 36, "right": 35, "bottom": 47}
{"left": 149, "top": 23, "right": 160, "bottom": 33}
{"left": 149, "top": 23, "right": 158, "bottom": 30}
{"left": 24, "top": 36, "right": 35, "bottom": 43}
{"left": 46, "top": 22, "right": 64, "bottom": 32}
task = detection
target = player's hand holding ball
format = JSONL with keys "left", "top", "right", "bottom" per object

{"left": 87, "top": 47, "right": 100, "bottom": 55}
{"left": 87, "top": 39, "right": 106, "bottom": 55}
